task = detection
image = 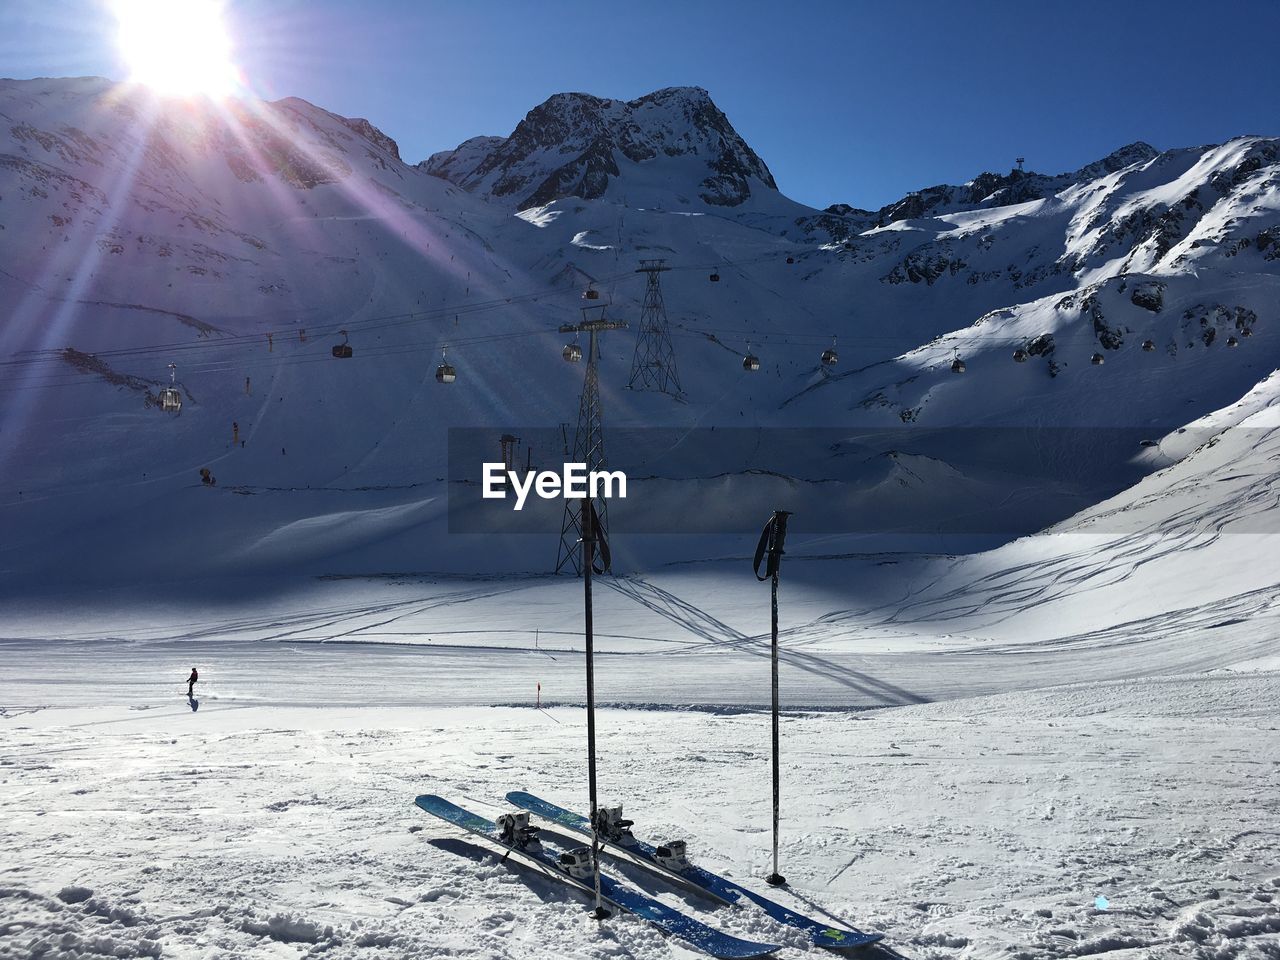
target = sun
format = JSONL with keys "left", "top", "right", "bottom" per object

{"left": 112, "top": 0, "right": 240, "bottom": 98}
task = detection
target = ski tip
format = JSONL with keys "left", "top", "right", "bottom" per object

{"left": 813, "top": 930, "right": 885, "bottom": 949}
{"left": 504, "top": 790, "right": 533, "bottom": 802}
{"left": 414, "top": 793, "right": 446, "bottom": 810}
{"left": 710, "top": 944, "right": 783, "bottom": 960}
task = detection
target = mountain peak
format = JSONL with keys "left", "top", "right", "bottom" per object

{"left": 637, "top": 85, "right": 714, "bottom": 103}
{"left": 423, "top": 86, "right": 775, "bottom": 209}
{"left": 1070, "top": 141, "right": 1158, "bottom": 180}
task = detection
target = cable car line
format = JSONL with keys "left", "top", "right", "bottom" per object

{"left": 1, "top": 318, "right": 1210, "bottom": 393}
{"left": 0, "top": 242, "right": 1235, "bottom": 395}
{"left": 0, "top": 268, "right": 645, "bottom": 374}
{"left": 0, "top": 236, "right": 1138, "bottom": 371}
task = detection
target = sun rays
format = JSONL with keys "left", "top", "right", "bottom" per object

{"left": 111, "top": 0, "right": 240, "bottom": 99}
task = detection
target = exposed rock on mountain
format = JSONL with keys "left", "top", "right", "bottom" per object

{"left": 895, "top": 143, "right": 1159, "bottom": 224}
{"left": 422, "top": 86, "right": 777, "bottom": 209}
{"left": 800, "top": 143, "right": 1163, "bottom": 240}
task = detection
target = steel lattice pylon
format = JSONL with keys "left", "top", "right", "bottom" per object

{"left": 556, "top": 308, "right": 627, "bottom": 575}
{"left": 627, "top": 259, "right": 681, "bottom": 397}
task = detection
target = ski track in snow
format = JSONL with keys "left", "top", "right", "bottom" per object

{"left": 2, "top": 566, "right": 1279, "bottom": 959}
{"left": 1, "top": 678, "right": 1277, "bottom": 959}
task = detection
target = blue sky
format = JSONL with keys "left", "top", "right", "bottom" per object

{"left": 2, "top": 0, "right": 1277, "bottom": 209}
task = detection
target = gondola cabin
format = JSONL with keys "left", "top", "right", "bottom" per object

{"left": 743, "top": 352, "right": 760, "bottom": 372}
{"left": 435, "top": 346, "right": 456, "bottom": 383}
{"left": 160, "top": 387, "right": 182, "bottom": 413}
{"left": 1091, "top": 353, "right": 1105, "bottom": 365}
{"left": 563, "top": 343, "right": 583, "bottom": 363}
{"left": 160, "top": 362, "right": 181, "bottom": 413}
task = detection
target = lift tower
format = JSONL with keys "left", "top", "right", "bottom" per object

{"left": 556, "top": 307, "right": 628, "bottom": 575}
{"left": 626, "top": 259, "right": 682, "bottom": 397}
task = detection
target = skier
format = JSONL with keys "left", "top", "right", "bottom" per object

{"left": 187, "top": 666, "right": 198, "bottom": 698}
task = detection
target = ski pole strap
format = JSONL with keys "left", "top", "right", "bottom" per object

{"left": 753, "top": 518, "right": 774, "bottom": 581}
{"left": 753, "top": 511, "right": 791, "bottom": 581}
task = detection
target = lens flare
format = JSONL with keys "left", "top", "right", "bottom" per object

{"left": 112, "top": 0, "right": 240, "bottom": 98}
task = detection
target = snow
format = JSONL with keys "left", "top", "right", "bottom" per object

{"left": 3, "top": 77, "right": 1280, "bottom": 959}
{"left": 572, "top": 231, "right": 613, "bottom": 251}
{"left": 3, "top": 672, "right": 1277, "bottom": 959}
{"left": 515, "top": 206, "right": 563, "bottom": 228}
{"left": 3, "top": 84, "right": 1278, "bottom": 590}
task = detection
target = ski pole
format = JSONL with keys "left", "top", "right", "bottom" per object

{"left": 582, "top": 502, "right": 610, "bottom": 920}
{"left": 754, "top": 509, "right": 791, "bottom": 887}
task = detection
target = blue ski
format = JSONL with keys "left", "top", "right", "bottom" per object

{"left": 414, "top": 795, "right": 780, "bottom": 960}
{"left": 507, "top": 790, "right": 883, "bottom": 950}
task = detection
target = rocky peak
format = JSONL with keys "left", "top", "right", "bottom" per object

{"left": 1069, "top": 141, "right": 1158, "bottom": 181}
{"left": 341, "top": 117, "right": 401, "bottom": 162}
{"left": 423, "top": 86, "right": 776, "bottom": 209}
{"left": 421, "top": 135, "right": 506, "bottom": 182}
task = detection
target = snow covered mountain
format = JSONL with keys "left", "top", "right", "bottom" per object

{"left": 1, "top": 77, "right": 1279, "bottom": 590}
{"left": 813, "top": 142, "right": 1161, "bottom": 231}
{"left": 6, "top": 77, "right": 1280, "bottom": 960}
{"left": 422, "top": 86, "right": 777, "bottom": 209}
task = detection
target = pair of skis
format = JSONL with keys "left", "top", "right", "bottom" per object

{"left": 415, "top": 792, "right": 882, "bottom": 958}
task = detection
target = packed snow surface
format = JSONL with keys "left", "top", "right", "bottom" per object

{"left": 4, "top": 77, "right": 1280, "bottom": 960}
{"left": 2, "top": 669, "right": 1277, "bottom": 959}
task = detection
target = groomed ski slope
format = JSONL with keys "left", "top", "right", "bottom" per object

{"left": 1, "top": 677, "right": 1277, "bottom": 959}
{"left": 3, "top": 450, "right": 1279, "bottom": 959}
{"left": 3, "top": 357, "right": 1280, "bottom": 958}
{"left": 7, "top": 369, "right": 1280, "bottom": 710}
